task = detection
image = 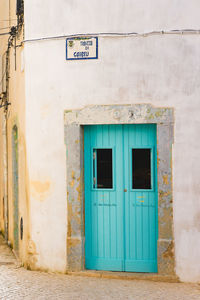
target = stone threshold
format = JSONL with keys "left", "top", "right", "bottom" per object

{"left": 66, "top": 270, "right": 180, "bottom": 283}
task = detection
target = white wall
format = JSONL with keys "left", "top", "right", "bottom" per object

{"left": 25, "top": 0, "right": 200, "bottom": 38}
{"left": 24, "top": 0, "right": 200, "bottom": 280}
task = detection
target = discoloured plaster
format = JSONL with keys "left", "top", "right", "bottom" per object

{"left": 64, "top": 104, "right": 175, "bottom": 276}
{"left": 31, "top": 181, "right": 51, "bottom": 194}
{"left": 27, "top": 239, "right": 37, "bottom": 255}
{"left": 30, "top": 180, "right": 52, "bottom": 202}
{"left": 27, "top": 239, "right": 38, "bottom": 270}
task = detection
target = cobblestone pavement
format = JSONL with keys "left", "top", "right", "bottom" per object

{"left": 0, "top": 236, "right": 199, "bottom": 299}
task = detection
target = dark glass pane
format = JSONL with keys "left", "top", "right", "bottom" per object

{"left": 96, "top": 149, "right": 113, "bottom": 189}
{"left": 132, "top": 149, "right": 151, "bottom": 189}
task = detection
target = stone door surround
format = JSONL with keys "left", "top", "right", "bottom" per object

{"left": 64, "top": 104, "right": 174, "bottom": 275}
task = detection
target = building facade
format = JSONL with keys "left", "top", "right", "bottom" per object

{"left": 0, "top": 0, "right": 200, "bottom": 282}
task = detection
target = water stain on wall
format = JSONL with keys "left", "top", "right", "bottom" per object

{"left": 27, "top": 239, "right": 38, "bottom": 270}
{"left": 30, "top": 180, "right": 51, "bottom": 201}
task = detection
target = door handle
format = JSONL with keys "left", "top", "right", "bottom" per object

{"left": 124, "top": 189, "right": 127, "bottom": 192}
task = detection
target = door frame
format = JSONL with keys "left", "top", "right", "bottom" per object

{"left": 64, "top": 104, "right": 175, "bottom": 275}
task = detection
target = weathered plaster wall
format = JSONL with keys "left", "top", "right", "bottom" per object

{"left": 0, "top": 0, "right": 9, "bottom": 237}
{"left": 0, "top": 0, "right": 28, "bottom": 265}
{"left": 24, "top": 1, "right": 200, "bottom": 281}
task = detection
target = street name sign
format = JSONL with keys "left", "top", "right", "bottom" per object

{"left": 66, "top": 37, "right": 98, "bottom": 60}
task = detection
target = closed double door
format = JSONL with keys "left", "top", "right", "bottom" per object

{"left": 84, "top": 124, "right": 158, "bottom": 272}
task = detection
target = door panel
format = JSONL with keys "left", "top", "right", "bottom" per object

{"left": 124, "top": 124, "right": 157, "bottom": 272}
{"left": 85, "top": 125, "right": 124, "bottom": 271}
{"left": 84, "top": 124, "right": 157, "bottom": 272}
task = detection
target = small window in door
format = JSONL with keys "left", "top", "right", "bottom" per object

{"left": 132, "top": 149, "right": 151, "bottom": 189}
{"left": 93, "top": 149, "right": 113, "bottom": 189}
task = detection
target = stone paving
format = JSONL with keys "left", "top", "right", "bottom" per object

{"left": 0, "top": 235, "right": 199, "bottom": 299}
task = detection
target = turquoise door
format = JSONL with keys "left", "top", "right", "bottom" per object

{"left": 84, "top": 124, "right": 158, "bottom": 272}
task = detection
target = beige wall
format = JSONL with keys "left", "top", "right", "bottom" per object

{"left": 0, "top": 0, "right": 28, "bottom": 265}
{"left": 0, "top": 0, "right": 9, "bottom": 235}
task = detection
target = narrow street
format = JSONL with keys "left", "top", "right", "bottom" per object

{"left": 0, "top": 235, "right": 199, "bottom": 299}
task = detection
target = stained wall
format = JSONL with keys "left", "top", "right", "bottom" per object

{"left": 0, "top": 0, "right": 28, "bottom": 265}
